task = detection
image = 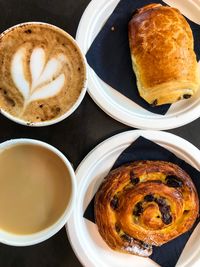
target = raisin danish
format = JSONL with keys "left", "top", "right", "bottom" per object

{"left": 95, "top": 161, "right": 199, "bottom": 257}
{"left": 128, "top": 4, "right": 200, "bottom": 106}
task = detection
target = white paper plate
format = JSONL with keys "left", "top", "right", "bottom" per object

{"left": 76, "top": 0, "right": 200, "bottom": 130}
{"left": 66, "top": 130, "right": 200, "bottom": 267}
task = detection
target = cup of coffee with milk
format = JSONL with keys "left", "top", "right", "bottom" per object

{"left": 0, "top": 22, "right": 87, "bottom": 126}
{"left": 0, "top": 138, "right": 76, "bottom": 246}
{"left": 0, "top": 22, "right": 86, "bottom": 245}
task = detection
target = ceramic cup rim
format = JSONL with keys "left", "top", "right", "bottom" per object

{"left": 0, "top": 138, "right": 77, "bottom": 246}
{"left": 0, "top": 21, "right": 88, "bottom": 127}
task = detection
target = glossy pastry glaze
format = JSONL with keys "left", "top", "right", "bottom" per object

{"left": 95, "top": 161, "right": 199, "bottom": 257}
{"left": 128, "top": 4, "right": 200, "bottom": 106}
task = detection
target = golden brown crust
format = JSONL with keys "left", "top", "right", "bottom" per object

{"left": 95, "top": 161, "right": 199, "bottom": 257}
{"left": 128, "top": 4, "right": 200, "bottom": 105}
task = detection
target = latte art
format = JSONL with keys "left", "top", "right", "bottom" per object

{"left": 11, "top": 46, "right": 67, "bottom": 105}
{"left": 0, "top": 23, "right": 86, "bottom": 123}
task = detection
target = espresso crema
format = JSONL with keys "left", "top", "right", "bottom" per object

{"left": 0, "top": 23, "right": 86, "bottom": 122}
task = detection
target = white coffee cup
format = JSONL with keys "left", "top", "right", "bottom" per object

{"left": 0, "top": 138, "right": 76, "bottom": 246}
{"left": 0, "top": 22, "right": 87, "bottom": 127}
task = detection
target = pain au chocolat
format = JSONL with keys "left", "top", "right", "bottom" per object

{"left": 94, "top": 161, "right": 199, "bottom": 257}
{"left": 128, "top": 4, "right": 200, "bottom": 106}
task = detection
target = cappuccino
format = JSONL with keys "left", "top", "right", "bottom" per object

{"left": 0, "top": 23, "right": 86, "bottom": 123}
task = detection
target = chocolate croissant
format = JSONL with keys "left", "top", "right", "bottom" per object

{"left": 128, "top": 4, "right": 200, "bottom": 106}
{"left": 95, "top": 161, "right": 199, "bottom": 257}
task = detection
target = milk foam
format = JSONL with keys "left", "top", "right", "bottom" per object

{"left": 0, "top": 23, "right": 86, "bottom": 123}
{"left": 11, "top": 46, "right": 67, "bottom": 105}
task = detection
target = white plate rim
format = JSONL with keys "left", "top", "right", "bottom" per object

{"left": 76, "top": 0, "right": 200, "bottom": 130}
{"left": 66, "top": 130, "right": 200, "bottom": 267}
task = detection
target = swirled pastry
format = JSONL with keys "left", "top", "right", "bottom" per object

{"left": 128, "top": 4, "right": 200, "bottom": 106}
{"left": 95, "top": 161, "right": 199, "bottom": 257}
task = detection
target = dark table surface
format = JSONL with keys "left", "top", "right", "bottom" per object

{"left": 0, "top": 0, "right": 199, "bottom": 266}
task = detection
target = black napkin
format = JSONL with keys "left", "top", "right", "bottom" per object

{"left": 86, "top": 0, "right": 200, "bottom": 115}
{"left": 84, "top": 136, "right": 200, "bottom": 267}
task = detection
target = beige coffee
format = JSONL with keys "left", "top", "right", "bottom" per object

{"left": 0, "top": 23, "right": 86, "bottom": 123}
{"left": 0, "top": 144, "right": 71, "bottom": 234}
